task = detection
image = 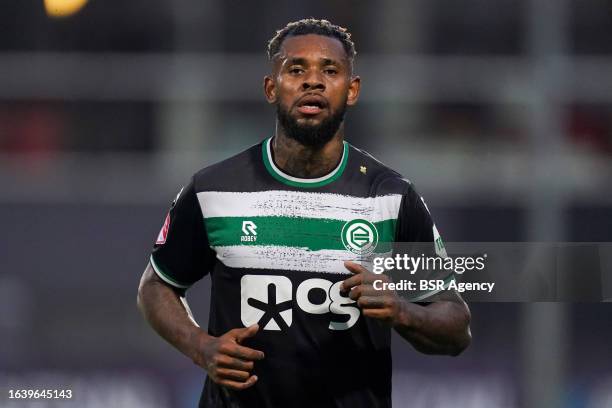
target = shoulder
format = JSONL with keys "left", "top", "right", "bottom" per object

{"left": 192, "top": 141, "right": 264, "bottom": 191}
{"left": 346, "top": 142, "right": 414, "bottom": 196}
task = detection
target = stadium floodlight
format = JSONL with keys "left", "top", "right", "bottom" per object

{"left": 44, "top": 0, "right": 89, "bottom": 18}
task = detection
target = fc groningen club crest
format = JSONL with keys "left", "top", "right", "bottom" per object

{"left": 341, "top": 219, "right": 379, "bottom": 255}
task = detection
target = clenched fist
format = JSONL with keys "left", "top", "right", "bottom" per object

{"left": 341, "top": 261, "right": 403, "bottom": 325}
{"left": 194, "top": 324, "right": 265, "bottom": 391}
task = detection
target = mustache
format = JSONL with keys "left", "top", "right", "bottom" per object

{"left": 294, "top": 94, "right": 329, "bottom": 109}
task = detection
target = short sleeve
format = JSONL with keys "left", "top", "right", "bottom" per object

{"left": 391, "top": 183, "right": 452, "bottom": 301}
{"left": 395, "top": 184, "right": 446, "bottom": 257}
{"left": 150, "top": 178, "right": 214, "bottom": 288}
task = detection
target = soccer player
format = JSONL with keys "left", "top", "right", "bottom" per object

{"left": 137, "top": 18, "right": 471, "bottom": 408}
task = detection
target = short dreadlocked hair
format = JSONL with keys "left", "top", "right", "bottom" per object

{"left": 267, "top": 18, "right": 357, "bottom": 66}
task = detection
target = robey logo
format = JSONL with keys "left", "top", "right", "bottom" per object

{"left": 240, "top": 275, "right": 360, "bottom": 331}
{"left": 241, "top": 220, "right": 258, "bottom": 242}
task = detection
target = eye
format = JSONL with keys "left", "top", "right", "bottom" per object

{"left": 289, "top": 67, "right": 304, "bottom": 75}
{"left": 324, "top": 68, "right": 338, "bottom": 75}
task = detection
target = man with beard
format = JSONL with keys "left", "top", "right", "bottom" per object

{"left": 137, "top": 19, "right": 471, "bottom": 408}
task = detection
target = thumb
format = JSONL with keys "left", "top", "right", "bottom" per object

{"left": 235, "top": 324, "right": 260, "bottom": 343}
{"left": 344, "top": 261, "right": 366, "bottom": 275}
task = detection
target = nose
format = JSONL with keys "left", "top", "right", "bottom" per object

{"left": 301, "top": 70, "right": 325, "bottom": 92}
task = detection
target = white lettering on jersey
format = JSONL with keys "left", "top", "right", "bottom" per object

{"left": 241, "top": 275, "right": 360, "bottom": 331}
{"left": 240, "top": 275, "right": 292, "bottom": 331}
{"left": 241, "top": 220, "right": 258, "bottom": 242}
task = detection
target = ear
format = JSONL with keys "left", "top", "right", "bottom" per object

{"left": 263, "top": 75, "right": 277, "bottom": 104}
{"left": 346, "top": 75, "right": 361, "bottom": 106}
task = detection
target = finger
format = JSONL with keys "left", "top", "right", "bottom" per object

{"left": 347, "top": 284, "right": 362, "bottom": 300}
{"left": 344, "top": 261, "right": 368, "bottom": 275}
{"left": 219, "top": 375, "right": 258, "bottom": 391}
{"left": 234, "top": 324, "right": 260, "bottom": 343}
{"left": 216, "top": 355, "right": 255, "bottom": 371}
{"left": 216, "top": 368, "right": 252, "bottom": 382}
{"left": 340, "top": 274, "right": 362, "bottom": 292}
{"left": 363, "top": 308, "right": 393, "bottom": 320}
{"left": 223, "top": 343, "right": 265, "bottom": 361}
{"left": 344, "top": 262, "right": 379, "bottom": 284}
{"left": 357, "top": 295, "right": 389, "bottom": 309}
{"left": 343, "top": 273, "right": 381, "bottom": 291}
{"left": 348, "top": 285, "right": 379, "bottom": 301}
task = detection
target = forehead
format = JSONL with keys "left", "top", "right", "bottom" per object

{"left": 277, "top": 34, "right": 348, "bottom": 63}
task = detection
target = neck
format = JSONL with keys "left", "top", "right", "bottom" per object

{"left": 271, "top": 124, "right": 345, "bottom": 178}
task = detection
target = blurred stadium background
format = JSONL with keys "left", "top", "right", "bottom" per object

{"left": 1, "top": 1, "right": 611, "bottom": 407}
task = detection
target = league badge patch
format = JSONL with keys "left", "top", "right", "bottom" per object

{"left": 156, "top": 212, "right": 170, "bottom": 245}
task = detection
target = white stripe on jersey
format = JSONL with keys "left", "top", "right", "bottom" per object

{"left": 197, "top": 191, "right": 403, "bottom": 222}
{"left": 213, "top": 245, "right": 391, "bottom": 274}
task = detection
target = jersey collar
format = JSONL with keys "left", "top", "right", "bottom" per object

{"left": 262, "top": 137, "right": 349, "bottom": 188}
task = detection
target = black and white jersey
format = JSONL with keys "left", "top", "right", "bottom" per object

{"left": 150, "top": 138, "right": 447, "bottom": 408}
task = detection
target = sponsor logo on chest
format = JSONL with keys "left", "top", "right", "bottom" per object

{"left": 241, "top": 220, "right": 258, "bottom": 242}
{"left": 240, "top": 275, "right": 360, "bottom": 331}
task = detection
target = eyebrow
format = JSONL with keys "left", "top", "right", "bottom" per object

{"left": 321, "top": 58, "right": 338, "bottom": 66}
{"left": 285, "top": 57, "right": 341, "bottom": 66}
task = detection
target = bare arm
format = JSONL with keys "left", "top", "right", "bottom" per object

{"left": 341, "top": 261, "right": 471, "bottom": 356}
{"left": 137, "top": 263, "right": 203, "bottom": 360}
{"left": 137, "top": 263, "right": 264, "bottom": 390}
{"left": 391, "top": 289, "right": 471, "bottom": 356}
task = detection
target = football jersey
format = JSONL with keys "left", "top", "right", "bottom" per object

{"left": 150, "top": 138, "right": 446, "bottom": 408}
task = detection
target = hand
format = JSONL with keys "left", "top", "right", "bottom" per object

{"left": 194, "top": 324, "right": 265, "bottom": 391}
{"left": 340, "top": 261, "right": 402, "bottom": 325}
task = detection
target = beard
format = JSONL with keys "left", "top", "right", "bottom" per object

{"left": 276, "top": 100, "right": 347, "bottom": 149}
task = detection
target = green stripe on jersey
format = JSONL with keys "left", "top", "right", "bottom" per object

{"left": 205, "top": 216, "right": 396, "bottom": 252}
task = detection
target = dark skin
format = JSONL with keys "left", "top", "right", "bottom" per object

{"left": 138, "top": 265, "right": 264, "bottom": 390}
{"left": 270, "top": 35, "right": 471, "bottom": 353}
{"left": 341, "top": 262, "right": 471, "bottom": 356}
{"left": 263, "top": 34, "right": 360, "bottom": 178}
{"left": 137, "top": 33, "right": 470, "bottom": 393}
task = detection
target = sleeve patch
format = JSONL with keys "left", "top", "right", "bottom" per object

{"left": 156, "top": 212, "right": 171, "bottom": 245}
{"left": 433, "top": 224, "right": 447, "bottom": 258}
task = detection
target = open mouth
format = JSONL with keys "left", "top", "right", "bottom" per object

{"left": 296, "top": 95, "right": 327, "bottom": 115}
